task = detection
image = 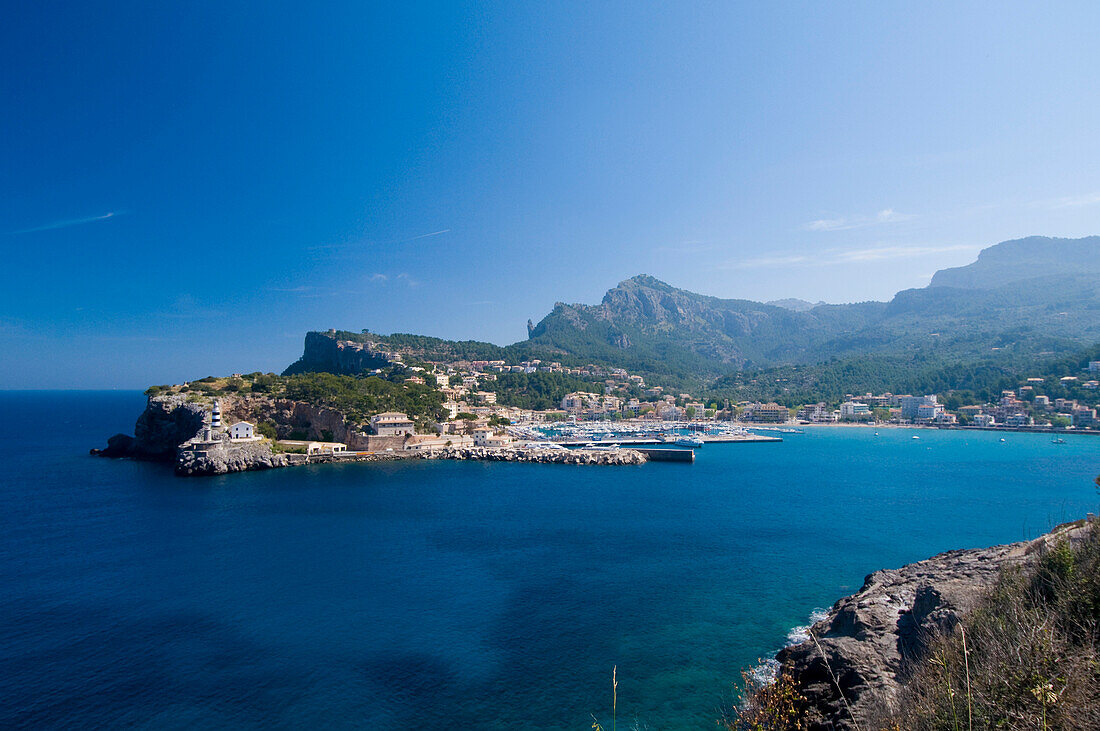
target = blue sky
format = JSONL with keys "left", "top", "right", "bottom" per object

{"left": 4, "top": 2, "right": 1100, "bottom": 388}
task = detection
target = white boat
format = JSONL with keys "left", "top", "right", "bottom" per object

{"left": 675, "top": 437, "right": 703, "bottom": 447}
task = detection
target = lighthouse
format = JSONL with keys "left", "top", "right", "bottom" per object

{"left": 211, "top": 400, "right": 222, "bottom": 430}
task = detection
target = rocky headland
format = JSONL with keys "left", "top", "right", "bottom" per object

{"left": 94, "top": 393, "right": 649, "bottom": 476}
{"left": 775, "top": 520, "right": 1091, "bottom": 730}
{"left": 93, "top": 393, "right": 364, "bottom": 476}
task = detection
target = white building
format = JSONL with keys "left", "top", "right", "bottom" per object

{"left": 228, "top": 421, "right": 256, "bottom": 440}
{"left": 900, "top": 395, "right": 938, "bottom": 421}
{"left": 371, "top": 412, "right": 415, "bottom": 436}
{"left": 915, "top": 403, "right": 945, "bottom": 422}
{"left": 839, "top": 401, "right": 873, "bottom": 421}
{"left": 973, "top": 413, "right": 996, "bottom": 427}
{"left": 470, "top": 427, "right": 513, "bottom": 448}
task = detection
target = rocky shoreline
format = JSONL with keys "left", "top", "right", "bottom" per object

{"left": 774, "top": 520, "right": 1091, "bottom": 730}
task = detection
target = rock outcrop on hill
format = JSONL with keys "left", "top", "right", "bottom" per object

{"left": 776, "top": 521, "right": 1090, "bottom": 730}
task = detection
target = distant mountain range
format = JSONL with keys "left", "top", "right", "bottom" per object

{"left": 287, "top": 236, "right": 1100, "bottom": 383}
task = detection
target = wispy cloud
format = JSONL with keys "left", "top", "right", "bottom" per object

{"left": 306, "top": 228, "right": 450, "bottom": 253}
{"left": 369, "top": 273, "right": 388, "bottom": 282}
{"left": 830, "top": 244, "right": 977, "bottom": 262}
{"left": 725, "top": 244, "right": 977, "bottom": 270}
{"left": 396, "top": 272, "right": 420, "bottom": 288}
{"left": 398, "top": 228, "right": 450, "bottom": 242}
{"left": 6, "top": 211, "right": 121, "bottom": 235}
{"left": 1040, "top": 192, "right": 1100, "bottom": 209}
{"left": 803, "top": 208, "right": 914, "bottom": 232}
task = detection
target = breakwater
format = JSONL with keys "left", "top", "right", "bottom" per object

{"left": 430, "top": 446, "right": 647, "bottom": 465}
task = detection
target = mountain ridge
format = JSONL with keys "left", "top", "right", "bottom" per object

{"left": 287, "top": 236, "right": 1100, "bottom": 381}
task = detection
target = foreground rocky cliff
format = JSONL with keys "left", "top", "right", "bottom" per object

{"left": 775, "top": 521, "right": 1091, "bottom": 730}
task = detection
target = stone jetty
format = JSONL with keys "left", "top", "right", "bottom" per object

{"left": 429, "top": 446, "right": 647, "bottom": 465}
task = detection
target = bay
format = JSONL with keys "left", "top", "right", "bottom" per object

{"left": 1, "top": 391, "right": 1097, "bottom": 729}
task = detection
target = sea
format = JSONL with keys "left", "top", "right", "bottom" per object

{"left": 2, "top": 390, "right": 1098, "bottom": 729}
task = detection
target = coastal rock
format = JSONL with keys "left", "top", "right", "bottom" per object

{"left": 777, "top": 522, "right": 1090, "bottom": 730}
{"left": 92, "top": 433, "right": 135, "bottom": 457}
{"left": 175, "top": 438, "right": 289, "bottom": 476}
{"left": 92, "top": 394, "right": 206, "bottom": 460}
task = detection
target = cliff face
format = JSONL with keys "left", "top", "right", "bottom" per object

{"left": 777, "top": 522, "right": 1090, "bottom": 730}
{"left": 282, "top": 331, "right": 391, "bottom": 376}
{"left": 99, "top": 394, "right": 206, "bottom": 460}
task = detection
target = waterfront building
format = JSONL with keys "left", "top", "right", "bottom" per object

{"left": 371, "top": 412, "right": 415, "bottom": 437}
{"left": 900, "top": 395, "right": 938, "bottom": 421}
{"left": 915, "top": 403, "right": 945, "bottom": 422}
{"left": 973, "top": 413, "right": 996, "bottom": 427}
{"left": 685, "top": 401, "right": 707, "bottom": 419}
{"left": 797, "top": 402, "right": 832, "bottom": 422}
{"left": 749, "top": 402, "right": 789, "bottom": 423}
{"left": 839, "top": 401, "right": 873, "bottom": 421}
{"left": 276, "top": 440, "right": 347, "bottom": 455}
{"left": 1003, "top": 413, "right": 1033, "bottom": 427}
{"left": 1072, "top": 407, "right": 1097, "bottom": 428}
{"left": 473, "top": 427, "right": 512, "bottom": 447}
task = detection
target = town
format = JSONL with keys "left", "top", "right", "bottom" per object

{"left": 164, "top": 347, "right": 1099, "bottom": 472}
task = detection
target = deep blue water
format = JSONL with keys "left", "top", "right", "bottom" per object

{"left": 2, "top": 391, "right": 1098, "bottom": 729}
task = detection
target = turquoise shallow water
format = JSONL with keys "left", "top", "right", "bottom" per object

{"left": 1, "top": 391, "right": 1098, "bottom": 729}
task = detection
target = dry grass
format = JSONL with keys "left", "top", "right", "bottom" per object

{"left": 882, "top": 518, "right": 1100, "bottom": 730}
